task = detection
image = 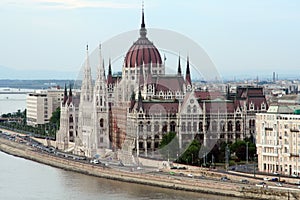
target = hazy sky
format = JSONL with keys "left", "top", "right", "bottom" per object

{"left": 0, "top": 0, "right": 300, "bottom": 80}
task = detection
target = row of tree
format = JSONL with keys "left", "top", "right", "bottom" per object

{"left": 159, "top": 132, "right": 256, "bottom": 167}
{"left": 0, "top": 108, "right": 61, "bottom": 138}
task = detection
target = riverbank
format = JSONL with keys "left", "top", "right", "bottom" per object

{"left": 0, "top": 137, "right": 298, "bottom": 200}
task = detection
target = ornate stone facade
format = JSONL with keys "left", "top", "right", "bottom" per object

{"left": 56, "top": 9, "right": 268, "bottom": 160}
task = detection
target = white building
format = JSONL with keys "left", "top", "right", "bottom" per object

{"left": 256, "top": 105, "right": 300, "bottom": 176}
{"left": 26, "top": 88, "right": 64, "bottom": 126}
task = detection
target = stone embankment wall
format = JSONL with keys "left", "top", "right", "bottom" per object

{"left": 0, "top": 138, "right": 299, "bottom": 200}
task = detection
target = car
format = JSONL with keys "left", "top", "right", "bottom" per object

{"left": 240, "top": 179, "right": 249, "bottom": 184}
{"left": 221, "top": 176, "right": 229, "bottom": 181}
{"left": 187, "top": 173, "right": 193, "bottom": 178}
{"left": 292, "top": 174, "right": 298, "bottom": 178}
{"left": 263, "top": 177, "right": 269, "bottom": 181}
{"left": 256, "top": 182, "right": 266, "bottom": 186}
{"left": 273, "top": 172, "right": 280, "bottom": 175}
{"left": 90, "top": 159, "right": 100, "bottom": 164}
{"left": 169, "top": 171, "right": 175, "bottom": 175}
{"left": 276, "top": 182, "right": 283, "bottom": 187}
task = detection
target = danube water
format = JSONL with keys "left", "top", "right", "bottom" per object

{"left": 0, "top": 89, "right": 28, "bottom": 115}
{"left": 0, "top": 152, "right": 246, "bottom": 200}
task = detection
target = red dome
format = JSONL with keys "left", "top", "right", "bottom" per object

{"left": 124, "top": 38, "right": 162, "bottom": 68}
{"left": 124, "top": 10, "right": 162, "bottom": 68}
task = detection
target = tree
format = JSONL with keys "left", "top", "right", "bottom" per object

{"left": 50, "top": 107, "right": 60, "bottom": 126}
{"left": 230, "top": 138, "right": 256, "bottom": 162}
{"left": 158, "top": 132, "right": 179, "bottom": 161}
{"left": 178, "top": 139, "right": 201, "bottom": 165}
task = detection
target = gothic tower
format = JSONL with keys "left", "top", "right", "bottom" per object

{"left": 76, "top": 45, "right": 94, "bottom": 157}
{"left": 92, "top": 45, "right": 110, "bottom": 153}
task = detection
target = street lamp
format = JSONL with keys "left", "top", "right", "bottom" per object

{"left": 246, "top": 142, "right": 249, "bottom": 172}
{"left": 225, "top": 144, "right": 230, "bottom": 170}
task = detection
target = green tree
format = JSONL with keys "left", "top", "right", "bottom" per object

{"left": 50, "top": 107, "right": 60, "bottom": 126}
{"left": 158, "top": 132, "right": 179, "bottom": 161}
{"left": 178, "top": 139, "right": 201, "bottom": 165}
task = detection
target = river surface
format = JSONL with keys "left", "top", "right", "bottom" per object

{"left": 0, "top": 88, "right": 29, "bottom": 115}
{"left": 0, "top": 151, "right": 246, "bottom": 200}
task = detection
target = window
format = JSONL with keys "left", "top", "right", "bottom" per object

{"left": 170, "top": 121, "right": 176, "bottom": 132}
{"left": 193, "top": 105, "right": 197, "bottom": 113}
{"left": 147, "top": 121, "right": 151, "bottom": 132}
{"left": 193, "top": 122, "right": 197, "bottom": 132}
{"left": 212, "top": 120, "right": 217, "bottom": 132}
{"left": 228, "top": 121, "right": 233, "bottom": 132}
{"left": 138, "top": 122, "right": 143, "bottom": 132}
{"left": 236, "top": 121, "right": 241, "bottom": 132}
{"left": 100, "top": 118, "right": 104, "bottom": 128}
{"left": 162, "top": 122, "right": 167, "bottom": 133}
{"left": 199, "top": 122, "right": 203, "bottom": 132}
{"left": 154, "top": 122, "right": 159, "bottom": 132}
{"left": 181, "top": 122, "right": 186, "bottom": 132}
{"left": 187, "top": 105, "right": 191, "bottom": 113}
{"left": 220, "top": 121, "right": 225, "bottom": 132}
{"left": 187, "top": 122, "right": 191, "bottom": 132}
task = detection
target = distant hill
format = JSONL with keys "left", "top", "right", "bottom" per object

{"left": 0, "top": 65, "right": 78, "bottom": 80}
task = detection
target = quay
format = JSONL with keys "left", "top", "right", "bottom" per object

{"left": 0, "top": 134, "right": 299, "bottom": 200}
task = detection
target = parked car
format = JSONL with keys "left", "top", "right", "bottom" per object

{"left": 240, "top": 179, "right": 249, "bottom": 184}
{"left": 90, "top": 159, "right": 100, "bottom": 164}
{"left": 276, "top": 182, "right": 283, "bottom": 187}
{"left": 187, "top": 173, "right": 193, "bottom": 178}
{"left": 221, "top": 176, "right": 229, "bottom": 181}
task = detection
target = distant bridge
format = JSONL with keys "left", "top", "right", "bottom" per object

{"left": 0, "top": 92, "right": 29, "bottom": 94}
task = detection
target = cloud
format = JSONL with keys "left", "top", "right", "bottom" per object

{"left": 1, "top": 0, "right": 139, "bottom": 10}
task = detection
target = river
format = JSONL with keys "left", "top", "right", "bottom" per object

{"left": 0, "top": 88, "right": 29, "bottom": 115}
{"left": 0, "top": 151, "right": 246, "bottom": 200}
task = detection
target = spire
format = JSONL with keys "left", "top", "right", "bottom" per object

{"left": 139, "top": 1, "right": 147, "bottom": 38}
{"left": 97, "top": 43, "right": 106, "bottom": 80}
{"left": 68, "top": 83, "right": 73, "bottom": 105}
{"left": 177, "top": 54, "right": 182, "bottom": 75}
{"left": 108, "top": 58, "right": 112, "bottom": 75}
{"left": 107, "top": 58, "right": 113, "bottom": 84}
{"left": 80, "top": 44, "right": 93, "bottom": 102}
{"left": 63, "top": 83, "right": 68, "bottom": 105}
{"left": 102, "top": 59, "right": 105, "bottom": 77}
{"left": 185, "top": 56, "right": 191, "bottom": 85}
{"left": 141, "top": 1, "right": 145, "bottom": 28}
{"left": 137, "top": 90, "right": 143, "bottom": 110}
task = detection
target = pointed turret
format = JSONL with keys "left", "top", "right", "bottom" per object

{"left": 80, "top": 44, "right": 93, "bottom": 102}
{"left": 63, "top": 83, "right": 68, "bottom": 105}
{"left": 68, "top": 83, "right": 73, "bottom": 105}
{"left": 107, "top": 58, "right": 113, "bottom": 84}
{"left": 177, "top": 55, "right": 182, "bottom": 75}
{"left": 139, "top": 2, "right": 147, "bottom": 38}
{"left": 137, "top": 90, "right": 143, "bottom": 111}
{"left": 185, "top": 56, "right": 191, "bottom": 85}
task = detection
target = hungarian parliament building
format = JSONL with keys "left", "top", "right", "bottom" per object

{"left": 56, "top": 10, "right": 268, "bottom": 161}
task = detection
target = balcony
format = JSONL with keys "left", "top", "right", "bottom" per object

{"left": 262, "top": 152, "right": 278, "bottom": 157}
{"left": 265, "top": 127, "right": 273, "bottom": 131}
{"left": 290, "top": 153, "right": 300, "bottom": 157}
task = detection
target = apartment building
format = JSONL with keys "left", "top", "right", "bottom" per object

{"left": 26, "top": 88, "right": 64, "bottom": 126}
{"left": 256, "top": 105, "right": 300, "bottom": 176}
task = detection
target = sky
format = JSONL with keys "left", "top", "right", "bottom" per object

{"left": 0, "top": 0, "right": 300, "bottom": 80}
